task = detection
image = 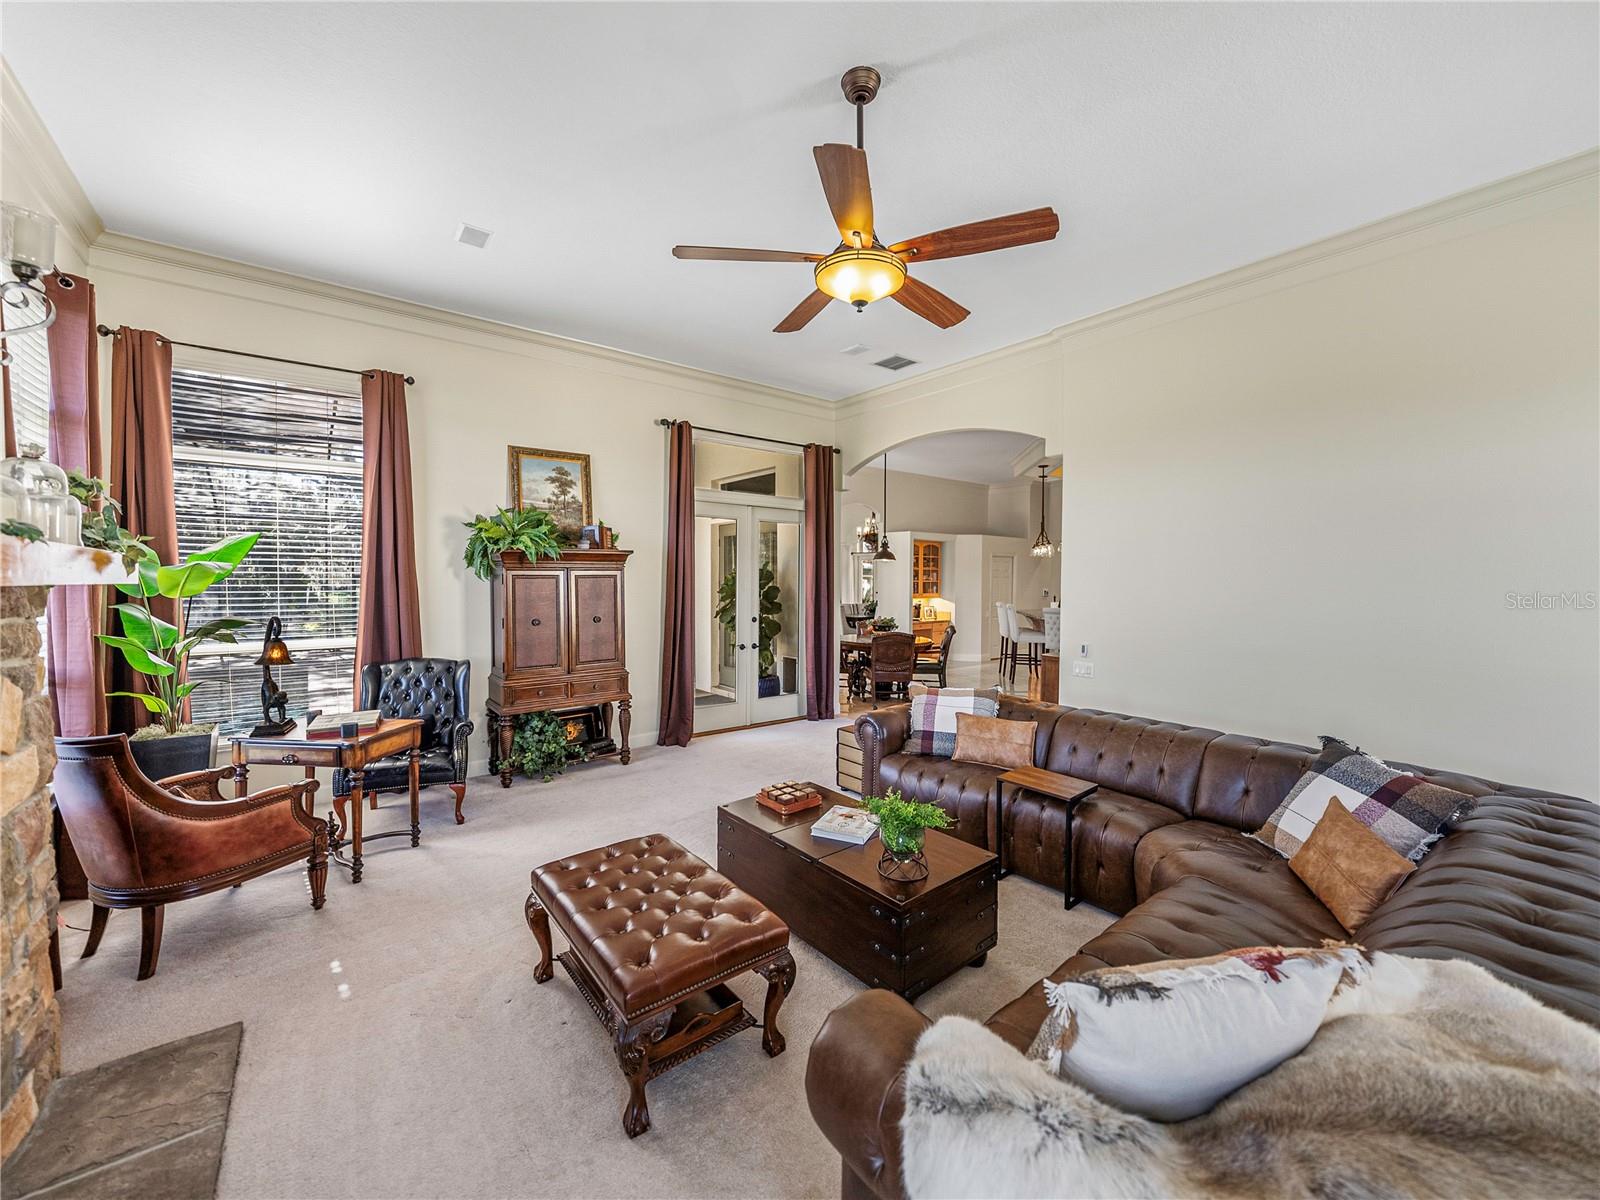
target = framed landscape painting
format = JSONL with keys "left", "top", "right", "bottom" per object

{"left": 508, "top": 446, "right": 593, "bottom": 538}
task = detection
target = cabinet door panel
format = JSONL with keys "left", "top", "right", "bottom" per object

{"left": 571, "top": 571, "right": 623, "bottom": 669}
{"left": 510, "top": 572, "right": 565, "bottom": 673}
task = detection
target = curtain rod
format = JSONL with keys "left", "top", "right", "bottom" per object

{"left": 655, "top": 417, "right": 839, "bottom": 454}
{"left": 95, "top": 325, "right": 414, "bottom": 386}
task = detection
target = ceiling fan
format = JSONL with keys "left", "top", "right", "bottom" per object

{"left": 672, "top": 66, "right": 1060, "bottom": 333}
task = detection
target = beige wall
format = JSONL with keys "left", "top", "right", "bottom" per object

{"left": 7, "top": 60, "right": 1595, "bottom": 795}
{"left": 79, "top": 239, "right": 831, "bottom": 769}
{"left": 839, "top": 156, "right": 1599, "bottom": 796}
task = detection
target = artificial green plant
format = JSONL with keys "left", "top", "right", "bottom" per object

{"left": 862, "top": 788, "right": 954, "bottom": 856}
{"left": 463, "top": 506, "right": 565, "bottom": 580}
{"left": 714, "top": 561, "right": 783, "bottom": 677}
{"left": 98, "top": 533, "right": 259, "bottom": 735}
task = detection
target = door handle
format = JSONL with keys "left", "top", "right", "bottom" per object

{"left": 738, "top": 643, "right": 749, "bottom": 650}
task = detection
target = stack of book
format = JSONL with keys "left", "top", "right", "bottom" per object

{"left": 757, "top": 781, "right": 823, "bottom": 816}
{"left": 810, "top": 805, "right": 878, "bottom": 845}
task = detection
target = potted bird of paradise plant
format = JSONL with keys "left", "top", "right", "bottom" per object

{"left": 99, "top": 532, "right": 259, "bottom": 779}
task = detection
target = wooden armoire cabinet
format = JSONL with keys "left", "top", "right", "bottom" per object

{"left": 486, "top": 548, "right": 632, "bottom": 786}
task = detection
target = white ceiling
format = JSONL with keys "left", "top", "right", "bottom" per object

{"left": 870, "top": 429, "right": 1046, "bottom": 486}
{"left": 5, "top": 3, "right": 1596, "bottom": 401}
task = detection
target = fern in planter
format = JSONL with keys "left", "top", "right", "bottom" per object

{"left": 511, "top": 711, "right": 589, "bottom": 782}
{"left": 463, "top": 506, "right": 565, "bottom": 580}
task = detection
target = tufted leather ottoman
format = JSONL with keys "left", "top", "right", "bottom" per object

{"left": 524, "top": 834, "right": 795, "bottom": 1137}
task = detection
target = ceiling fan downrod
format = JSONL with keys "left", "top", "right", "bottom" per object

{"left": 840, "top": 65, "right": 881, "bottom": 151}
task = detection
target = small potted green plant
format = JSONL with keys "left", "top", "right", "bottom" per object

{"left": 871, "top": 615, "right": 898, "bottom": 632}
{"left": 511, "top": 711, "right": 590, "bottom": 781}
{"left": 714, "top": 562, "right": 784, "bottom": 697}
{"left": 463, "top": 506, "right": 565, "bottom": 580}
{"left": 100, "top": 532, "right": 259, "bottom": 780}
{"left": 862, "top": 789, "right": 953, "bottom": 881}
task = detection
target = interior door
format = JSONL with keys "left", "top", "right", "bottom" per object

{"left": 692, "top": 500, "right": 806, "bottom": 733}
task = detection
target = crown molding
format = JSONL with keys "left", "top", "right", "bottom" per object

{"left": 837, "top": 149, "right": 1599, "bottom": 414}
{"left": 0, "top": 59, "right": 104, "bottom": 258}
{"left": 86, "top": 232, "right": 837, "bottom": 421}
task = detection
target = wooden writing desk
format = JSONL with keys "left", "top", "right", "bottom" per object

{"left": 230, "top": 717, "right": 422, "bottom": 884}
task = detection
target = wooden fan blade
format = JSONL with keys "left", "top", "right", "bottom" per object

{"left": 673, "top": 245, "right": 822, "bottom": 262}
{"left": 889, "top": 207, "right": 1059, "bottom": 263}
{"left": 892, "top": 276, "right": 969, "bottom": 328}
{"left": 813, "top": 144, "right": 874, "bottom": 246}
{"left": 773, "top": 290, "right": 833, "bottom": 333}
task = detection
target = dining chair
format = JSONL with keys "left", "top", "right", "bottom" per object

{"left": 51, "top": 735, "right": 327, "bottom": 980}
{"left": 994, "top": 601, "right": 1012, "bottom": 684}
{"left": 1007, "top": 604, "right": 1047, "bottom": 687}
{"left": 914, "top": 624, "right": 957, "bottom": 688}
{"left": 868, "top": 632, "right": 918, "bottom": 700}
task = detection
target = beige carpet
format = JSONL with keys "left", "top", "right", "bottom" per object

{"left": 56, "top": 720, "right": 1113, "bottom": 1200}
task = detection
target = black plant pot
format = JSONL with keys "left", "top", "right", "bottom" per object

{"left": 127, "top": 730, "right": 215, "bottom": 783}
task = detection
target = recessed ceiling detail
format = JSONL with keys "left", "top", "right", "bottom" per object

{"left": 3, "top": 3, "right": 1594, "bottom": 400}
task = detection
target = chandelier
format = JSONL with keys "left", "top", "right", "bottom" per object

{"left": 1030, "top": 463, "right": 1055, "bottom": 558}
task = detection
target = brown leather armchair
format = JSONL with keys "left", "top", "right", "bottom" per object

{"left": 52, "top": 735, "right": 328, "bottom": 980}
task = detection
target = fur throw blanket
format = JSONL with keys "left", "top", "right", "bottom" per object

{"left": 900, "top": 954, "right": 1600, "bottom": 1199}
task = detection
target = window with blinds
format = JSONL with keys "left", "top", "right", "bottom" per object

{"left": 172, "top": 367, "right": 362, "bottom": 734}
{"left": 1, "top": 276, "right": 52, "bottom": 450}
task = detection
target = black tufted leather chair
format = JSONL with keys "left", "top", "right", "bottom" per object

{"left": 334, "top": 659, "right": 474, "bottom": 824}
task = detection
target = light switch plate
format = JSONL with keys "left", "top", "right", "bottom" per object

{"left": 1071, "top": 660, "right": 1095, "bottom": 678}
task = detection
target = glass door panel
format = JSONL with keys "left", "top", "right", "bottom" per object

{"left": 693, "top": 501, "right": 806, "bottom": 732}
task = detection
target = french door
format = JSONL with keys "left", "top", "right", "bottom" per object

{"left": 693, "top": 499, "right": 806, "bottom": 733}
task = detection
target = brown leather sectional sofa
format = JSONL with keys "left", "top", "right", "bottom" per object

{"left": 807, "top": 699, "right": 1599, "bottom": 1200}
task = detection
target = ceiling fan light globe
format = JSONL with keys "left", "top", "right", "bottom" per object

{"left": 814, "top": 246, "right": 906, "bottom": 308}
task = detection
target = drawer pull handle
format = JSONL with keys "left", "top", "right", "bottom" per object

{"left": 592, "top": 615, "right": 602, "bottom": 624}
{"left": 281, "top": 753, "right": 299, "bottom": 765}
{"left": 530, "top": 618, "right": 541, "bottom": 626}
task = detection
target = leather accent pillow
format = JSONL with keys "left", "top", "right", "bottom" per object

{"left": 1290, "top": 800, "right": 1416, "bottom": 933}
{"left": 1026, "top": 944, "right": 1368, "bottom": 1122}
{"left": 908, "top": 688, "right": 1000, "bottom": 757}
{"left": 952, "top": 714, "right": 1036, "bottom": 770}
{"left": 1249, "top": 736, "right": 1475, "bottom": 862}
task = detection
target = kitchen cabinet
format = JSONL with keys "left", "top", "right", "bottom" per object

{"left": 912, "top": 539, "right": 942, "bottom": 597}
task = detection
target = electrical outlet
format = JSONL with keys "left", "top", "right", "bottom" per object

{"left": 1071, "top": 660, "right": 1095, "bottom": 678}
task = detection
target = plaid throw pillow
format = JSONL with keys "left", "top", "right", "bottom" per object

{"left": 1250, "top": 736, "right": 1475, "bottom": 862}
{"left": 907, "top": 688, "right": 1000, "bottom": 757}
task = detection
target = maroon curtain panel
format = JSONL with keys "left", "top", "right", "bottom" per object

{"left": 109, "top": 327, "right": 180, "bottom": 734}
{"left": 354, "top": 369, "right": 422, "bottom": 696}
{"left": 803, "top": 444, "right": 837, "bottom": 720}
{"left": 657, "top": 420, "right": 695, "bottom": 746}
{"left": 45, "top": 273, "right": 108, "bottom": 736}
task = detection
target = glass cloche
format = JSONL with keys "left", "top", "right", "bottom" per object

{"left": 2, "top": 443, "right": 82, "bottom": 544}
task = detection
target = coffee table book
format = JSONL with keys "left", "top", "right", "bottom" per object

{"left": 717, "top": 784, "right": 998, "bottom": 1001}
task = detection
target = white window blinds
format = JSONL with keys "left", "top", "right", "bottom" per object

{"left": 2, "top": 281, "right": 52, "bottom": 451}
{"left": 171, "top": 367, "right": 363, "bottom": 733}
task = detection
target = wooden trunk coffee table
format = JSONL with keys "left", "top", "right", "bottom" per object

{"left": 716, "top": 784, "right": 998, "bottom": 1001}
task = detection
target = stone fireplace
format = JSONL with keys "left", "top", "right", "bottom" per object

{"left": 1, "top": 541, "right": 133, "bottom": 1159}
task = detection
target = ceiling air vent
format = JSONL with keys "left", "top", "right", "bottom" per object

{"left": 455, "top": 223, "right": 493, "bottom": 248}
{"left": 839, "top": 343, "right": 872, "bottom": 356}
{"left": 873, "top": 354, "right": 917, "bottom": 372}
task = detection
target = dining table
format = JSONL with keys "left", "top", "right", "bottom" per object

{"left": 839, "top": 631, "right": 935, "bottom": 699}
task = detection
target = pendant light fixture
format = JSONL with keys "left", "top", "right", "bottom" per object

{"left": 872, "top": 451, "right": 896, "bottom": 561}
{"left": 1030, "top": 463, "right": 1055, "bottom": 558}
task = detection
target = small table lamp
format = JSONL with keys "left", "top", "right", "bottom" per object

{"left": 252, "top": 616, "right": 295, "bottom": 736}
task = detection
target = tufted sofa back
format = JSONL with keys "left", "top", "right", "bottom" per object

{"left": 1038, "top": 709, "right": 1223, "bottom": 815}
{"left": 359, "top": 658, "right": 471, "bottom": 753}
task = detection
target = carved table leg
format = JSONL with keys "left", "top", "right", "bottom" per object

{"left": 450, "top": 782, "right": 466, "bottom": 825}
{"left": 330, "top": 790, "right": 347, "bottom": 853}
{"left": 613, "top": 1008, "right": 672, "bottom": 1138}
{"left": 524, "top": 891, "right": 553, "bottom": 983}
{"left": 497, "top": 714, "right": 515, "bottom": 788}
{"left": 308, "top": 821, "right": 328, "bottom": 910}
{"left": 617, "top": 699, "right": 632, "bottom": 765}
{"left": 348, "top": 767, "right": 365, "bottom": 883}
{"left": 408, "top": 747, "right": 421, "bottom": 847}
{"left": 754, "top": 948, "right": 796, "bottom": 1057}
